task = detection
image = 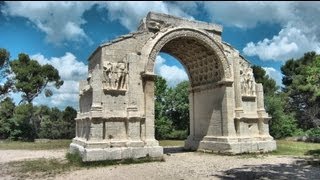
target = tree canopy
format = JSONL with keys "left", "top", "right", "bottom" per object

{"left": 0, "top": 48, "right": 13, "bottom": 99}
{"left": 281, "top": 51, "right": 320, "bottom": 129}
{"left": 10, "top": 53, "right": 64, "bottom": 104}
{"left": 154, "top": 76, "right": 189, "bottom": 140}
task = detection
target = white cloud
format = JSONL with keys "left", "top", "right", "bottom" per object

{"left": 203, "top": 2, "right": 293, "bottom": 29}
{"left": 2, "top": 1, "right": 94, "bottom": 45}
{"left": 100, "top": 1, "right": 194, "bottom": 31}
{"left": 202, "top": 2, "right": 320, "bottom": 61}
{"left": 30, "top": 53, "right": 87, "bottom": 110}
{"left": 155, "top": 55, "right": 188, "bottom": 87}
{"left": 263, "top": 67, "right": 283, "bottom": 87}
{"left": 32, "top": 52, "right": 87, "bottom": 81}
{"left": 243, "top": 26, "right": 320, "bottom": 61}
{"left": 1, "top": 1, "right": 196, "bottom": 45}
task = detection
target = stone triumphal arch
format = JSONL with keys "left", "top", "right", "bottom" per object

{"left": 70, "top": 12, "right": 276, "bottom": 161}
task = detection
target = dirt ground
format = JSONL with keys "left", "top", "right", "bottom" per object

{"left": 0, "top": 148, "right": 319, "bottom": 180}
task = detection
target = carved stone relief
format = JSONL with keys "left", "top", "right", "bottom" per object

{"left": 80, "top": 71, "right": 92, "bottom": 96}
{"left": 240, "top": 60, "right": 255, "bottom": 96}
{"left": 102, "top": 60, "right": 128, "bottom": 91}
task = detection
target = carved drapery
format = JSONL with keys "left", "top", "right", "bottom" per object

{"left": 239, "top": 60, "right": 256, "bottom": 96}
{"left": 102, "top": 60, "right": 128, "bottom": 92}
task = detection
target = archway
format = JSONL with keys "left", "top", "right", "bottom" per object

{"left": 70, "top": 12, "right": 276, "bottom": 162}
{"left": 141, "top": 27, "right": 235, "bottom": 150}
{"left": 154, "top": 52, "right": 190, "bottom": 145}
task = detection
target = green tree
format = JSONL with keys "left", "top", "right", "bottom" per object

{"left": 0, "top": 97, "right": 15, "bottom": 139}
{"left": 154, "top": 77, "right": 190, "bottom": 139}
{"left": 10, "top": 53, "right": 64, "bottom": 104}
{"left": 154, "top": 76, "right": 172, "bottom": 139}
{"left": 38, "top": 107, "right": 63, "bottom": 139}
{"left": 252, "top": 65, "right": 278, "bottom": 95}
{"left": 252, "top": 65, "right": 299, "bottom": 138}
{"left": 281, "top": 52, "right": 320, "bottom": 129}
{"left": 8, "top": 103, "right": 35, "bottom": 141}
{"left": 33, "top": 105, "right": 51, "bottom": 136}
{"left": 61, "top": 106, "right": 77, "bottom": 139}
{"left": 0, "top": 48, "right": 9, "bottom": 68}
{"left": 166, "top": 81, "right": 189, "bottom": 131}
{"left": 38, "top": 106, "right": 77, "bottom": 139}
{"left": 265, "top": 94, "right": 300, "bottom": 139}
{"left": 0, "top": 48, "right": 13, "bottom": 99}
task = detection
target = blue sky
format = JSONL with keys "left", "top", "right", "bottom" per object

{"left": 1, "top": 1, "right": 320, "bottom": 110}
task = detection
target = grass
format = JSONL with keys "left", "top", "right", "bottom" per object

{"left": 0, "top": 139, "right": 71, "bottom": 150}
{"left": 272, "top": 140, "right": 320, "bottom": 156}
{"left": 5, "top": 152, "right": 164, "bottom": 179}
{"left": 2, "top": 139, "right": 320, "bottom": 178}
{"left": 1, "top": 139, "right": 319, "bottom": 157}
{"left": 159, "top": 140, "right": 184, "bottom": 147}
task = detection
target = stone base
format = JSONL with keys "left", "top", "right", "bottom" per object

{"left": 70, "top": 138, "right": 163, "bottom": 162}
{"left": 184, "top": 136, "right": 201, "bottom": 150}
{"left": 186, "top": 136, "right": 276, "bottom": 154}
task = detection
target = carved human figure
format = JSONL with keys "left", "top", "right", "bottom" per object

{"left": 103, "top": 61, "right": 113, "bottom": 89}
{"left": 240, "top": 70, "right": 247, "bottom": 95}
{"left": 247, "top": 68, "right": 255, "bottom": 95}
{"left": 115, "top": 61, "right": 127, "bottom": 90}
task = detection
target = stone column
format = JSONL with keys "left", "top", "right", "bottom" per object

{"left": 188, "top": 91, "right": 195, "bottom": 138}
{"left": 256, "top": 83, "right": 267, "bottom": 136}
{"left": 233, "top": 57, "right": 243, "bottom": 110}
{"left": 256, "top": 83, "right": 265, "bottom": 111}
{"left": 142, "top": 72, "right": 159, "bottom": 146}
{"left": 185, "top": 90, "right": 197, "bottom": 150}
{"left": 221, "top": 82, "right": 236, "bottom": 136}
{"left": 75, "top": 119, "right": 79, "bottom": 138}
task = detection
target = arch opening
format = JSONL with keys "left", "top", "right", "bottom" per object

{"left": 160, "top": 37, "right": 223, "bottom": 88}
{"left": 147, "top": 33, "right": 229, "bottom": 149}
{"left": 154, "top": 52, "right": 190, "bottom": 143}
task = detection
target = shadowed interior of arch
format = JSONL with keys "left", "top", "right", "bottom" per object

{"left": 159, "top": 37, "right": 223, "bottom": 88}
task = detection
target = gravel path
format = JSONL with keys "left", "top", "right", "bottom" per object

{"left": 0, "top": 149, "right": 67, "bottom": 163}
{"left": 0, "top": 149, "right": 319, "bottom": 180}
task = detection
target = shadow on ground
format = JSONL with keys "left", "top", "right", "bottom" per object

{"left": 163, "top": 146, "right": 186, "bottom": 154}
{"left": 212, "top": 158, "right": 320, "bottom": 180}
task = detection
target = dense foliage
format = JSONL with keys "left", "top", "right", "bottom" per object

{"left": 281, "top": 52, "right": 320, "bottom": 130}
{"left": 0, "top": 97, "right": 77, "bottom": 141}
{"left": 0, "top": 49, "right": 74, "bottom": 141}
{"left": 252, "top": 65, "right": 301, "bottom": 138}
{"left": 154, "top": 76, "right": 189, "bottom": 140}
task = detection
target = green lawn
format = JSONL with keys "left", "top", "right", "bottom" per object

{"left": 0, "top": 139, "right": 71, "bottom": 150}
{"left": 272, "top": 140, "right": 320, "bottom": 156}
{"left": 159, "top": 140, "right": 185, "bottom": 147}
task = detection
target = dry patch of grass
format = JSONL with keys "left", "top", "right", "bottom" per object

{"left": 0, "top": 139, "right": 71, "bottom": 150}
{"left": 2, "top": 152, "right": 164, "bottom": 179}
{"left": 159, "top": 140, "right": 184, "bottom": 147}
{"left": 3, "top": 158, "right": 78, "bottom": 179}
